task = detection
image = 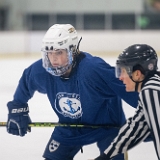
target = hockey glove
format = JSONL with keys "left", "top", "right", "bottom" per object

{"left": 7, "top": 101, "right": 31, "bottom": 137}
{"left": 143, "top": 134, "right": 152, "bottom": 142}
{"left": 93, "top": 153, "right": 111, "bottom": 160}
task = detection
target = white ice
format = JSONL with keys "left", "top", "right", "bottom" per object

{"left": 0, "top": 57, "right": 157, "bottom": 160}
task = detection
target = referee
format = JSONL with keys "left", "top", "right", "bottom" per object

{"left": 91, "top": 44, "right": 160, "bottom": 160}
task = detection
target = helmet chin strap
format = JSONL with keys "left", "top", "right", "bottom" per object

{"left": 130, "top": 76, "right": 144, "bottom": 92}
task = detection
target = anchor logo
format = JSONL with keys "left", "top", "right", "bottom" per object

{"left": 63, "top": 99, "right": 80, "bottom": 114}
{"left": 55, "top": 92, "right": 83, "bottom": 119}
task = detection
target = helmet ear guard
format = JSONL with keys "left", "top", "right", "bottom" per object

{"left": 69, "top": 44, "right": 76, "bottom": 55}
{"left": 132, "top": 64, "right": 146, "bottom": 75}
{"left": 68, "top": 37, "right": 82, "bottom": 57}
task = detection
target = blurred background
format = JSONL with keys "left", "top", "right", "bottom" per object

{"left": 0, "top": 0, "right": 160, "bottom": 159}
{"left": 0, "top": 0, "right": 160, "bottom": 57}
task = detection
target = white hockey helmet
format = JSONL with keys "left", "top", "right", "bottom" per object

{"left": 41, "top": 24, "right": 78, "bottom": 76}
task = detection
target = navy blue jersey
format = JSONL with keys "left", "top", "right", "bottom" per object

{"left": 10, "top": 52, "right": 138, "bottom": 145}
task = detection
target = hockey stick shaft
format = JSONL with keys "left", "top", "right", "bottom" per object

{"left": 0, "top": 122, "right": 120, "bottom": 128}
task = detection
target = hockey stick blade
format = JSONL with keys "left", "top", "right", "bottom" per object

{"left": 0, "top": 122, "right": 120, "bottom": 128}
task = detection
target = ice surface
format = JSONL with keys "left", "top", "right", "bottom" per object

{"left": 0, "top": 57, "right": 157, "bottom": 160}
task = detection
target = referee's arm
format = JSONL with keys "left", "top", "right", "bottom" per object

{"left": 94, "top": 104, "right": 150, "bottom": 160}
{"left": 140, "top": 88, "right": 160, "bottom": 159}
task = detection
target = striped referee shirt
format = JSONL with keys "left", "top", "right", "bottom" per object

{"left": 103, "top": 74, "right": 160, "bottom": 160}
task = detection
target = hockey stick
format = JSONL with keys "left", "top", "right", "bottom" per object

{"left": 0, "top": 122, "right": 120, "bottom": 128}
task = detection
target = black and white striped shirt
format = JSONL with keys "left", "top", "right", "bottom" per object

{"left": 103, "top": 74, "right": 160, "bottom": 160}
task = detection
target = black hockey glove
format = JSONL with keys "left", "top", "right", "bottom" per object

{"left": 143, "top": 134, "right": 152, "bottom": 142}
{"left": 93, "top": 153, "right": 111, "bottom": 160}
{"left": 7, "top": 101, "right": 31, "bottom": 136}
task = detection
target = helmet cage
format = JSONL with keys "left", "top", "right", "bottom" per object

{"left": 42, "top": 49, "right": 73, "bottom": 76}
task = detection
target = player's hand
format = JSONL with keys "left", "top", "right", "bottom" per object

{"left": 7, "top": 114, "right": 31, "bottom": 136}
{"left": 88, "top": 153, "right": 110, "bottom": 160}
{"left": 7, "top": 101, "right": 31, "bottom": 136}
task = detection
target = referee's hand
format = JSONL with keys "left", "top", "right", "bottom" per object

{"left": 88, "top": 153, "right": 110, "bottom": 160}
{"left": 88, "top": 152, "right": 128, "bottom": 160}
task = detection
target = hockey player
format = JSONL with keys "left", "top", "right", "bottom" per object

{"left": 6, "top": 24, "right": 139, "bottom": 160}
{"left": 91, "top": 44, "right": 160, "bottom": 160}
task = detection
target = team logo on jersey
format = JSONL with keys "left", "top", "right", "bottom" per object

{"left": 49, "top": 140, "right": 60, "bottom": 152}
{"left": 55, "top": 92, "right": 82, "bottom": 119}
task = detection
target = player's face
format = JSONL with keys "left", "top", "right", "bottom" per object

{"left": 119, "top": 68, "right": 135, "bottom": 92}
{"left": 47, "top": 49, "right": 69, "bottom": 68}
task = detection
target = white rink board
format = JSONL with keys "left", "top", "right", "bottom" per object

{"left": 0, "top": 57, "right": 158, "bottom": 160}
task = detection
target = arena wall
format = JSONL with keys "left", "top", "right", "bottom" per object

{"left": 0, "top": 31, "right": 160, "bottom": 57}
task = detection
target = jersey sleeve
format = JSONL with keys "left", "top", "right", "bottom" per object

{"left": 13, "top": 60, "right": 47, "bottom": 104}
{"left": 84, "top": 57, "right": 139, "bottom": 108}
{"left": 140, "top": 87, "right": 160, "bottom": 159}
{"left": 103, "top": 103, "right": 150, "bottom": 158}
{"left": 106, "top": 70, "right": 139, "bottom": 108}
